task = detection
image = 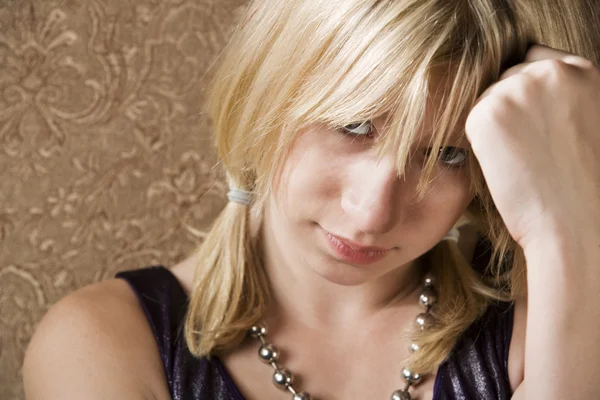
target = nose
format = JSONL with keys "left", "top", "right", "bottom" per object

{"left": 340, "top": 155, "right": 403, "bottom": 236}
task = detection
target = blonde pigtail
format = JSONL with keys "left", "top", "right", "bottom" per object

{"left": 184, "top": 198, "right": 269, "bottom": 357}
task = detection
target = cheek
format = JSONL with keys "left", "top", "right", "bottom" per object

{"left": 272, "top": 129, "right": 346, "bottom": 216}
{"left": 405, "top": 172, "right": 474, "bottom": 232}
{"left": 434, "top": 173, "right": 473, "bottom": 210}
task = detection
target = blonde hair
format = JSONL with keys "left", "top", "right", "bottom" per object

{"left": 185, "top": 0, "right": 600, "bottom": 374}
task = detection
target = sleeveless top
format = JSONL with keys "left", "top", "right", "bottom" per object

{"left": 116, "top": 265, "right": 514, "bottom": 400}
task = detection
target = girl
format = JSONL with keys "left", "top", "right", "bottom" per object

{"left": 24, "top": 0, "right": 600, "bottom": 399}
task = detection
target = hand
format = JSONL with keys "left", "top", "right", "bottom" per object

{"left": 465, "top": 45, "right": 600, "bottom": 251}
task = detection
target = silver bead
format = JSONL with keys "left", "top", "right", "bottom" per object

{"left": 273, "top": 368, "right": 294, "bottom": 388}
{"left": 402, "top": 367, "right": 422, "bottom": 385}
{"left": 423, "top": 273, "right": 435, "bottom": 287}
{"left": 419, "top": 288, "right": 437, "bottom": 309}
{"left": 408, "top": 343, "right": 420, "bottom": 353}
{"left": 391, "top": 389, "right": 412, "bottom": 400}
{"left": 258, "top": 344, "right": 279, "bottom": 363}
{"left": 415, "top": 312, "right": 434, "bottom": 330}
{"left": 250, "top": 324, "right": 267, "bottom": 338}
{"left": 293, "top": 392, "right": 312, "bottom": 400}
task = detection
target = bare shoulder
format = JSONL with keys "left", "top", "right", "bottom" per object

{"left": 507, "top": 296, "right": 527, "bottom": 393}
{"left": 23, "top": 277, "right": 171, "bottom": 400}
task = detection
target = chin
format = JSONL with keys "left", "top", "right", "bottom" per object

{"left": 311, "top": 259, "right": 383, "bottom": 286}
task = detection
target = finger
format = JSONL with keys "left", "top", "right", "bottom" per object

{"left": 525, "top": 44, "right": 594, "bottom": 68}
{"left": 499, "top": 61, "right": 534, "bottom": 80}
{"left": 471, "top": 61, "right": 535, "bottom": 104}
{"left": 498, "top": 44, "right": 591, "bottom": 81}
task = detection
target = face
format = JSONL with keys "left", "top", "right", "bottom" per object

{"left": 262, "top": 100, "right": 474, "bottom": 286}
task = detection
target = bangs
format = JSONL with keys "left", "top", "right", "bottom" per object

{"left": 283, "top": 0, "right": 528, "bottom": 197}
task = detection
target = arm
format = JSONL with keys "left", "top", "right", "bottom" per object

{"left": 464, "top": 44, "right": 600, "bottom": 399}
{"left": 517, "top": 237, "right": 600, "bottom": 399}
{"left": 511, "top": 384, "right": 525, "bottom": 400}
{"left": 23, "top": 280, "right": 170, "bottom": 400}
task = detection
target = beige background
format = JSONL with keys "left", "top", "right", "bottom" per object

{"left": 0, "top": 0, "right": 247, "bottom": 397}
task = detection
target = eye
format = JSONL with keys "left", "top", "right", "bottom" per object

{"left": 425, "top": 147, "right": 469, "bottom": 167}
{"left": 341, "top": 121, "right": 375, "bottom": 137}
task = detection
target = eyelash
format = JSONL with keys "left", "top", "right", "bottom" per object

{"left": 424, "top": 147, "right": 470, "bottom": 168}
{"left": 340, "top": 121, "right": 469, "bottom": 168}
{"left": 340, "top": 121, "right": 376, "bottom": 138}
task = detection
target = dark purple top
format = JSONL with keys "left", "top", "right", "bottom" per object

{"left": 116, "top": 264, "right": 514, "bottom": 400}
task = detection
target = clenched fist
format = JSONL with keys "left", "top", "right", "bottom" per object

{"left": 465, "top": 45, "right": 600, "bottom": 252}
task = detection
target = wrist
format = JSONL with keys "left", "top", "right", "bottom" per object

{"left": 523, "top": 232, "right": 600, "bottom": 297}
{"left": 523, "top": 227, "right": 600, "bottom": 264}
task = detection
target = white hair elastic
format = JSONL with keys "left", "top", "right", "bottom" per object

{"left": 443, "top": 227, "right": 460, "bottom": 243}
{"left": 227, "top": 188, "right": 253, "bottom": 206}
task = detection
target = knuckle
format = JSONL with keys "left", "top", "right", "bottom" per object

{"left": 515, "top": 73, "right": 541, "bottom": 94}
{"left": 535, "top": 59, "right": 574, "bottom": 80}
{"left": 524, "top": 44, "right": 547, "bottom": 61}
{"left": 574, "top": 57, "right": 596, "bottom": 69}
{"left": 487, "top": 95, "right": 519, "bottom": 123}
{"left": 469, "top": 90, "right": 516, "bottom": 127}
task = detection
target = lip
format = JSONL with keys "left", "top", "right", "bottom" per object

{"left": 324, "top": 231, "right": 392, "bottom": 265}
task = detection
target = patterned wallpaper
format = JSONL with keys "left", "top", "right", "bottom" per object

{"left": 0, "top": 0, "right": 246, "bottom": 397}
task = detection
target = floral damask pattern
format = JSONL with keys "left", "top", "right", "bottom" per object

{"left": 0, "top": 0, "right": 246, "bottom": 398}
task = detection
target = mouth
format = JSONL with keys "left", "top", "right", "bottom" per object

{"left": 324, "top": 231, "right": 392, "bottom": 265}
